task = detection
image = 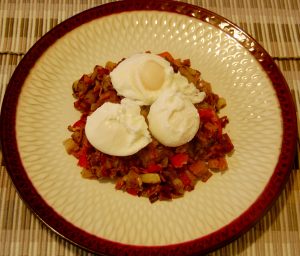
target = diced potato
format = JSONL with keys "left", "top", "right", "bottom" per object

{"left": 71, "top": 130, "right": 83, "bottom": 144}
{"left": 199, "top": 170, "right": 212, "bottom": 182}
{"left": 216, "top": 97, "right": 226, "bottom": 110}
{"left": 208, "top": 157, "right": 228, "bottom": 171}
{"left": 127, "top": 170, "right": 143, "bottom": 187}
{"left": 90, "top": 68, "right": 98, "bottom": 81}
{"left": 101, "top": 75, "right": 112, "bottom": 91}
{"left": 189, "top": 160, "right": 208, "bottom": 177}
{"left": 63, "top": 138, "right": 79, "bottom": 154}
{"left": 172, "top": 178, "right": 184, "bottom": 194}
{"left": 140, "top": 173, "right": 161, "bottom": 184}
{"left": 72, "top": 79, "right": 79, "bottom": 93}
{"left": 81, "top": 168, "right": 96, "bottom": 179}
{"left": 105, "top": 61, "right": 117, "bottom": 71}
{"left": 178, "top": 66, "right": 200, "bottom": 85}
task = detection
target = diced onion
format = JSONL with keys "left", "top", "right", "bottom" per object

{"left": 140, "top": 173, "right": 161, "bottom": 184}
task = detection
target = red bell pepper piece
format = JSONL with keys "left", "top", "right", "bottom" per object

{"left": 77, "top": 146, "right": 89, "bottom": 168}
{"left": 126, "top": 188, "right": 139, "bottom": 196}
{"left": 170, "top": 153, "right": 188, "bottom": 168}
{"left": 198, "top": 108, "right": 217, "bottom": 122}
{"left": 144, "top": 163, "right": 162, "bottom": 173}
{"left": 178, "top": 172, "right": 192, "bottom": 187}
{"left": 199, "top": 108, "right": 223, "bottom": 139}
{"left": 221, "top": 133, "right": 234, "bottom": 153}
{"left": 72, "top": 115, "right": 87, "bottom": 128}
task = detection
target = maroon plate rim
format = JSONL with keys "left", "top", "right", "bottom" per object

{"left": 0, "top": 0, "right": 297, "bottom": 255}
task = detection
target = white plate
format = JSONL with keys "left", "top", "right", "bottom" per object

{"left": 1, "top": 1, "right": 297, "bottom": 255}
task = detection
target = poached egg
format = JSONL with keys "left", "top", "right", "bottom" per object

{"left": 85, "top": 53, "right": 206, "bottom": 156}
{"left": 148, "top": 88, "right": 200, "bottom": 147}
{"left": 110, "top": 53, "right": 205, "bottom": 105}
{"left": 85, "top": 99, "right": 151, "bottom": 156}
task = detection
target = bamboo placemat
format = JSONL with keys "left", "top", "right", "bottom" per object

{"left": 0, "top": 0, "right": 299, "bottom": 255}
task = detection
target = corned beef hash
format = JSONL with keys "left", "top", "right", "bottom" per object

{"left": 64, "top": 52, "right": 234, "bottom": 203}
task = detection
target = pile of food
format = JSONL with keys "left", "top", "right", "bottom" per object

{"left": 64, "top": 52, "right": 234, "bottom": 203}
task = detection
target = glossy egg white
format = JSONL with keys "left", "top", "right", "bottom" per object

{"left": 110, "top": 53, "right": 174, "bottom": 105}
